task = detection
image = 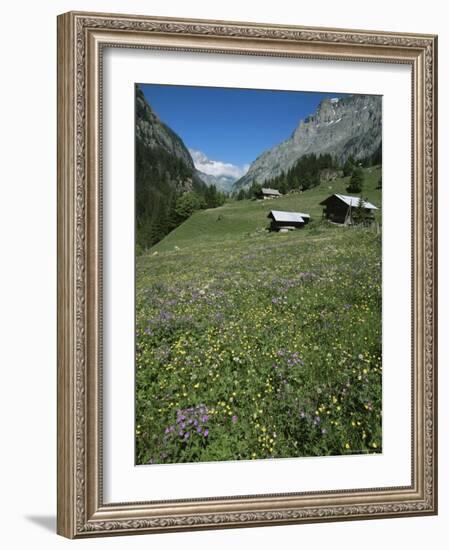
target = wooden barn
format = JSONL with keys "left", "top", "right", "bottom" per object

{"left": 319, "top": 193, "right": 378, "bottom": 225}
{"left": 268, "top": 210, "right": 311, "bottom": 232}
{"left": 261, "top": 187, "right": 282, "bottom": 199}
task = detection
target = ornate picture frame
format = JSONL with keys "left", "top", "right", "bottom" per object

{"left": 57, "top": 11, "right": 437, "bottom": 538}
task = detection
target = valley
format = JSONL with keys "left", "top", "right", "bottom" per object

{"left": 135, "top": 167, "right": 382, "bottom": 464}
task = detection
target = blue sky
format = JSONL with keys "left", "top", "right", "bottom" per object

{"left": 139, "top": 83, "right": 348, "bottom": 178}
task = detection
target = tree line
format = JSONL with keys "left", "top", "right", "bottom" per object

{"left": 234, "top": 147, "right": 381, "bottom": 200}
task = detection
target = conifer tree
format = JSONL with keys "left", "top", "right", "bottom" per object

{"left": 347, "top": 167, "right": 364, "bottom": 193}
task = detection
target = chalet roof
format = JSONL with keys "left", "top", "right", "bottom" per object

{"left": 262, "top": 188, "right": 282, "bottom": 196}
{"left": 268, "top": 210, "right": 310, "bottom": 223}
{"left": 320, "top": 193, "right": 378, "bottom": 210}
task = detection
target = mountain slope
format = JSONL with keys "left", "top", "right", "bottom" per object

{"left": 151, "top": 166, "right": 381, "bottom": 252}
{"left": 137, "top": 86, "right": 231, "bottom": 192}
{"left": 195, "top": 170, "right": 236, "bottom": 193}
{"left": 136, "top": 87, "right": 209, "bottom": 249}
{"left": 136, "top": 163, "right": 382, "bottom": 463}
{"left": 136, "top": 87, "right": 196, "bottom": 170}
{"left": 234, "top": 95, "right": 381, "bottom": 190}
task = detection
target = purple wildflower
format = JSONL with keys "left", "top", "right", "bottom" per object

{"left": 164, "top": 404, "right": 212, "bottom": 443}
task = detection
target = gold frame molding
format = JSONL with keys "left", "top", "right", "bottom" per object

{"left": 57, "top": 11, "right": 438, "bottom": 539}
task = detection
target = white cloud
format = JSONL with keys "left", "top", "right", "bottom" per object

{"left": 189, "top": 148, "right": 249, "bottom": 180}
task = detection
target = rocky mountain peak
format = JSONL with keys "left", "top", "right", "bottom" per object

{"left": 233, "top": 94, "right": 381, "bottom": 190}
{"left": 135, "top": 87, "right": 195, "bottom": 170}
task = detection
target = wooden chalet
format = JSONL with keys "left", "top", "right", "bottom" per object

{"left": 261, "top": 187, "right": 282, "bottom": 199}
{"left": 319, "top": 194, "right": 378, "bottom": 225}
{"left": 268, "top": 210, "right": 311, "bottom": 232}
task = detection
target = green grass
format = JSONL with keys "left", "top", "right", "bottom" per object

{"left": 152, "top": 166, "right": 382, "bottom": 252}
{"left": 135, "top": 167, "right": 382, "bottom": 464}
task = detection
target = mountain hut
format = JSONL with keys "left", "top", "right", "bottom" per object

{"left": 267, "top": 210, "right": 311, "bottom": 232}
{"left": 261, "top": 188, "right": 282, "bottom": 199}
{"left": 319, "top": 194, "right": 378, "bottom": 225}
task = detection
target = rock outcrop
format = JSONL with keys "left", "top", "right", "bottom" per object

{"left": 234, "top": 95, "right": 381, "bottom": 189}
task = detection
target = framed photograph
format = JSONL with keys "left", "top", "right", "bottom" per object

{"left": 57, "top": 11, "right": 438, "bottom": 538}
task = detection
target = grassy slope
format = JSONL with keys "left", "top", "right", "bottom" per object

{"left": 135, "top": 166, "right": 382, "bottom": 464}
{"left": 151, "top": 166, "right": 381, "bottom": 252}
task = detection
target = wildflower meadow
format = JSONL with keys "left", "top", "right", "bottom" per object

{"left": 135, "top": 169, "right": 382, "bottom": 465}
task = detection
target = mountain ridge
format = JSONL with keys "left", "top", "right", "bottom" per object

{"left": 136, "top": 88, "right": 236, "bottom": 194}
{"left": 233, "top": 95, "right": 381, "bottom": 190}
{"left": 136, "top": 87, "right": 197, "bottom": 172}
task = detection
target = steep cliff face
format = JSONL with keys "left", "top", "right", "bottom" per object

{"left": 136, "top": 88, "right": 234, "bottom": 193}
{"left": 136, "top": 87, "right": 196, "bottom": 171}
{"left": 234, "top": 95, "right": 382, "bottom": 189}
{"left": 135, "top": 87, "right": 209, "bottom": 249}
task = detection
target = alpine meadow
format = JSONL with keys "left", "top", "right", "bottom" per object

{"left": 135, "top": 84, "right": 382, "bottom": 466}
